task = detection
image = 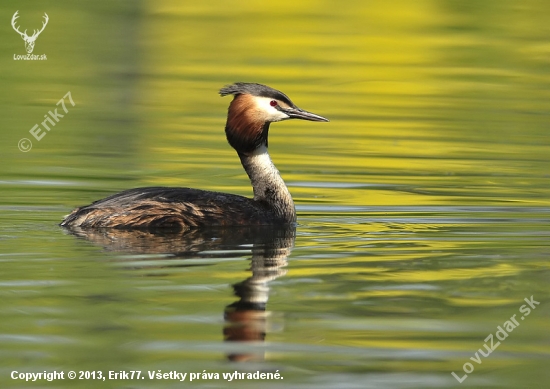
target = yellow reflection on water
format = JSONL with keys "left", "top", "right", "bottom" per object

{"left": 125, "top": 0, "right": 550, "bottom": 211}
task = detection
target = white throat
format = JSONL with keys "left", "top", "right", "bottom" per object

{"left": 239, "top": 145, "right": 296, "bottom": 223}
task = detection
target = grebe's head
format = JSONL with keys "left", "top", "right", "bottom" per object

{"left": 220, "top": 82, "right": 328, "bottom": 153}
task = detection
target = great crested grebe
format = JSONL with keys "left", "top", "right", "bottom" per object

{"left": 61, "top": 82, "right": 328, "bottom": 230}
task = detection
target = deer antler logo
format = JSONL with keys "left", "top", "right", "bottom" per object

{"left": 11, "top": 11, "right": 49, "bottom": 54}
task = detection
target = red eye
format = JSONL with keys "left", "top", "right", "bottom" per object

{"left": 270, "top": 100, "right": 278, "bottom": 107}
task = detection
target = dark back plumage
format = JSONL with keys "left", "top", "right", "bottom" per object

{"left": 61, "top": 187, "right": 281, "bottom": 230}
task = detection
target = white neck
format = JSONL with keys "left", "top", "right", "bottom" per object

{"left": 239, "top": 145, "right": 296, "bottom": 223}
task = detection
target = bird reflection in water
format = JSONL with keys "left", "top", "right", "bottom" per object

{"left": 63, "top": 225, "right": 295, "bottom": 362}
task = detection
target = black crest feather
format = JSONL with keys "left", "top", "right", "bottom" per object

{"left": 220, "top": 82, "right": 295, "bottom": 107}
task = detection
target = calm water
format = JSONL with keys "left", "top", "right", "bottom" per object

{"left": 1, "top": 1, "right": 549, "bottom": 388}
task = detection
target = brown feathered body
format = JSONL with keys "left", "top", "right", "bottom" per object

{"left": 61, "top": 186, "right": 287, "bottom": 229}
